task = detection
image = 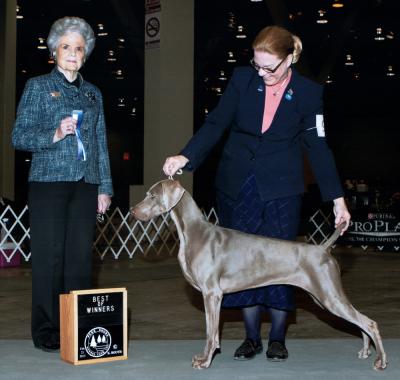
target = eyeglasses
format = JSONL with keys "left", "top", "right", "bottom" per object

{"left": 250, "top": 57, "right": 287, "bottom": 74}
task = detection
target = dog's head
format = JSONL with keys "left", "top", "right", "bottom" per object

{"left": 130, "top": 179, "right": 185, "bottom": 221}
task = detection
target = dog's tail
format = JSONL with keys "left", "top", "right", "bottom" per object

{"left": 321, "top": 222, "right": 347, "bottom": 250}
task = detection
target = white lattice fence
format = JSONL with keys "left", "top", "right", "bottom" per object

{"left": 0, "top": 206, "right": 221, "bottom": 262}
{"left": 306, "top": 209, "right": 334, "bottom": 245}
{"left": 1, "top": 203, "right": 334, "bottom": 264}
{"left": 0, "top": 205, "right": 31, "bottom": 262}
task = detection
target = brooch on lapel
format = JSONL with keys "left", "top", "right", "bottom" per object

{"left": 50, "top": 91, "right": 61, "bottom": 98}
{"left": 285, "top": 88, "right": 294, "bottom": 101}
{"left": 85, "top": 91, "right": 96, "bottom": 102}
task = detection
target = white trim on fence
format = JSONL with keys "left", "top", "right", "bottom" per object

{"left": 1, "top": 205, "right": 331, "bottom": 263}
{"left": 306, "top": 209, "right": 333, "bottom": 245}
{"left": 1, "top": 206, "right": 222, "bottom": 262}
{"left": 0, "top": 205, "right": 30, "bottom": 262}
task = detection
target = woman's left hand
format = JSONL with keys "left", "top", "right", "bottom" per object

{"left": 97, "top": 194, "right": 111, "bottom": 214}
{"left": 333, "top": 197, "right": 351, "bottom": 233}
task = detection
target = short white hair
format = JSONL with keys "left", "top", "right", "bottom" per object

{"left": 47, "top": 17, "right": 95, "bottom": 58}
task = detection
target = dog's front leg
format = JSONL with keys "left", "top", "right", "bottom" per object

{"left": 192, "top": 291, "right": 222, "bottom": 369}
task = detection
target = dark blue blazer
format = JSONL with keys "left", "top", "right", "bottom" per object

{"left": 181, "top": 67, "right": 343, "bottom": 202}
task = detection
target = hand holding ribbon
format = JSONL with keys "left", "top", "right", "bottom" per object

{"left": 72, "top": 110, "right": 86, "bottom": 161}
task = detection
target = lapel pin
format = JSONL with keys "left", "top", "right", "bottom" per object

{"left": 285, "top": 88, "right": 293, "bottom": 101}
{"left": 50, "top": 91, "right": 61, "bottom": 97}
{"left": 257, "top": 85, "right": 264, "bottom": 92}
{"left": 85, "top": 91, "right": 96, "bottom": 102}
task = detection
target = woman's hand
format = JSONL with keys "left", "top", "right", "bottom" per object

{"left": 163, "top": 155, "right": 189, "bottom": 177}
{"left": 333, "top": 197, "right": 351, "bottom": 233}
{"left": 97, "top": 194, "right": 111, "bottom": 214}
{"left": 53, "top": 116, "right": 77, "bottom": 143}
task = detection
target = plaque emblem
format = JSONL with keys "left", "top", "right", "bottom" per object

{"left": 84, "top": 327, "right": 112, "bottom": 358}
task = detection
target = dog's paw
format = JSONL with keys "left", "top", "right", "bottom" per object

{"left": 373, "top": 357, "right": 388, "bottom": 371}
{"left": 358, "top": 347, "right": 371, "bottom": 359}
{"left": 192, "top": 353, "right": 210, "bottom": 369}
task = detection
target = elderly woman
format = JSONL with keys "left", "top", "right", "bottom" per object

{"left": 12, "top": 17, "right": 113, "bottom": 352}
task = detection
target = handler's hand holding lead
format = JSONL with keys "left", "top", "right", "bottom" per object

{"left": 333, "top": 197, "right": 351, "bottom": 233}
{"left": 163, "top": 155, "right": 189, "bottom": 177}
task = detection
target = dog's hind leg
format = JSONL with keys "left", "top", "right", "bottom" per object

{"left": 192, "top": 290, "right": 223, "bottom": 369}
{"left": 358, "top": 331, "right": 371, "bottom": 359}
{"left": 309, "top": 293, "right": 372, "bottom": 360}
{"left": 302, "top": 263, "right": 387, "bottom": 370}
{"left": 332, "top": 305, "right": 386, "bottom": 370}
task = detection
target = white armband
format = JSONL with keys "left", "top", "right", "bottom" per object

{"left": 316, "top": 114, "right": 325, "bottom": 137}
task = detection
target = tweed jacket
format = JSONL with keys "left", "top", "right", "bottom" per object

{"left": 12, "top": 68, "right": 113, "bottom": 196}
{"left": 181, "top": 67, "right": 343, "bottom": 202}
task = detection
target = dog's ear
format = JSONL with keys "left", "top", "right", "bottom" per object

{"left": 162, "top": 180, "right": 185, "bottom": 211}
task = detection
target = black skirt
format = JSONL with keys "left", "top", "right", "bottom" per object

{"left": 217, "top": 173, "right": 301, "bottom": 311}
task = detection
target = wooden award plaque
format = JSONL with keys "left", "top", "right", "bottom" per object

{"left": 60, "top": 288, "right": 128, "bottom": 365}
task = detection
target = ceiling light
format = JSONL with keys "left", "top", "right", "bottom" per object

{"left": 37, "top": 37, "right": 47, "bottom": 50}
{"left": 219, "top": 70, "right": 227, "bottom": 80}
{"left": 107, "top": 50, "right": 116, "bottom": 62}
{"left": 16, "top": 5, "right": 23, "bottom": 19}
{"left": 386, "top": 31, "right": 394, "bottom": 40}
{"left": 317, "top": 10, "right": 328, "bottom": 24}
{"left": 236, "top": 25, "right": 246, "bottom": 39}
{"left": 115, "top": 69, "right": 124, "bottom": 79}
{"left": 212, "top": 87, "right": 222, "bottom": 95}
{"left": 332, "top": 1, "right": 344, "bottom": 8}
{"left": 345, "top": 54, "right": 354, "bottom": 66}
{"left": 227, "top": 51, "right": 236, "bottom": 63}
{"left": 374, "top": 27, "right": 385, "bottom": 41}
{"left": 97, "top": 23, "right": 108, "bottom": 37}
{"left": 387, "top": 65, "right": 395, "bottom": 77}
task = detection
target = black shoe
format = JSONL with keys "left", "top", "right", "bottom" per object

{"left": 266, "top": 341, "right": 288, "bottom": 362}
{"left": 234, "top": 338, "right": 263, "bottom": 361}
{"left": 34, "top": 340, "right": 60, "bottom": 353}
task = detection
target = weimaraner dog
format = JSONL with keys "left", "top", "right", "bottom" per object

{"left": 130, "top": 179, "right": 387, "bottom": 371}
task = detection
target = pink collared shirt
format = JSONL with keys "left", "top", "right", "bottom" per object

{"left": 261, "top": 71, "right": 292, "bottom": 133}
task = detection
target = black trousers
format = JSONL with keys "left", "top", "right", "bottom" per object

{"left": 29, "top": 180, "right": 97, "bottom": 345}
